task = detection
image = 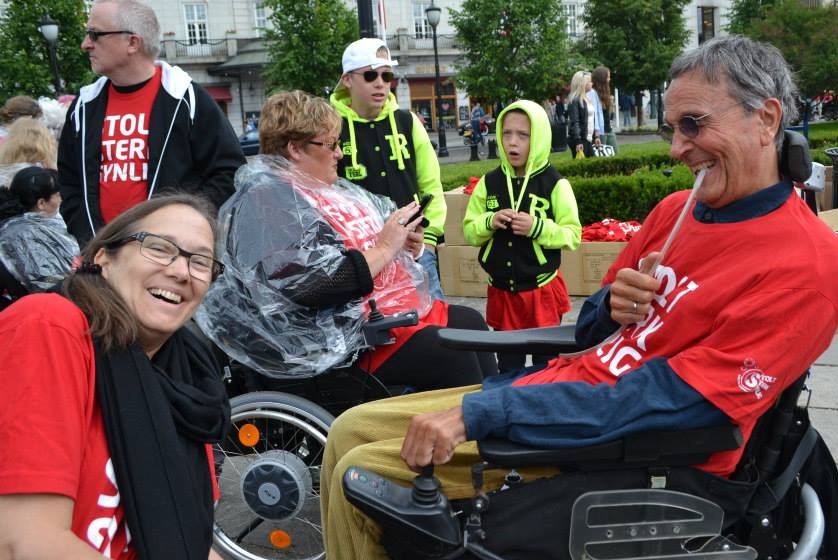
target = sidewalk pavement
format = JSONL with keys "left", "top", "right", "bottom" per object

{"left": 448, "top": 295, "right": 838, "bottom": 456}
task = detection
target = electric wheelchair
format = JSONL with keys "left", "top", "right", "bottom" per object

{"left": 343, "top": 325, "right": 836, "bottom": 560}
{"left": 340, "top": 132, "right": 837, "bottom": 559}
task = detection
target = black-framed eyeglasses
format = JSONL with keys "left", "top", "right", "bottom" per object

{"left": 307, "top": 139, "right": 341, "bottom": 151}
{"left": 109, "top": 232, "right": 224, "bottom": 282}
{"left": 85, "top": 29, "right": 134, "bottom": 42}
{"left": 659, "top": 103, "right": 745, "bottom": 143}
{"left": 352, "top": 70, "right": 394, "bottom": 83}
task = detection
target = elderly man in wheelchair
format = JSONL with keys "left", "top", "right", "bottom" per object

{"left": 323, "top": 36, "right": 838, "bottom": 560}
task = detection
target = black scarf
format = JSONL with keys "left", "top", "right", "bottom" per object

{"left": 94, "top": 327, "right": 231, "bottom": 560}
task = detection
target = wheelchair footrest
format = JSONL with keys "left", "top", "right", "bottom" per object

{"left": 569, "top": 489, "right": 757, "bottom": 560}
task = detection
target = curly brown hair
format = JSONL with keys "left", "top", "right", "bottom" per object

{"left": 259, "top": 90, "right": 342, "bottom": 157}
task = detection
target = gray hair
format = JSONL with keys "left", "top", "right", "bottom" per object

{"left": 96, "top": 0, "right": 160, "bottom": 59}
{"left": 668, "top": 35, "right": 798, "bottom": 148}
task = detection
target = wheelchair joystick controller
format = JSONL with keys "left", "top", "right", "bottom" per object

{"left": 362, "top": 298, "right": 420, "bottom": 346}
{"left": 367, "top": 298, "right": 385, "bottom": 323}
{"left": 411, "top": 465, "right": 443, "bottom": 506}
{"left": 342, "top": 464, "right": 462, "bottom": 549}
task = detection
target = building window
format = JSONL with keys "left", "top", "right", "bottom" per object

{"left": 254, "top": 3, "right": 268, "bottom": 36}
{"left": 698, "top": 6, "right": 715, "bottom": 44}
{"left": 184, "top": 4, "right": 208, "bottom": 46}
{"left": 413, "top": 1, "right": 432, "bottom": 39}
{"left": 561, "top": 3, "right": 579, "bottom": 37}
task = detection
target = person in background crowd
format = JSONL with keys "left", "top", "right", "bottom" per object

{"left": 319, "top": 35, "right": 838, "bottom": 560}
{"left": 567, "top": 71, "right": 599, "bottom": 158}
{"left": 198, "top": 90, "right": 496, "bottom": 390}
{"left": 58, "top": 0, "right": 245, "bottom": 247}
{"left": 0, "top": 96, "right": 43, "bottom": 146}
{"left": 463, "top": 100, "right": 581, "bottom": 372}
{"left": 0, "top": 167, "right": 79, "bottom": 310}
{"left": 470, "top": 101, "right": 486, "bottom": 145}
{"left": 591, "top": 66, "right": 617, "bottom": 153}
{"left": 330, "top": 38, "right": 447, "bottom": 300}
{"left": 0, "top": 194, "right": 230, "bottom": 560}
{"left": 619, "top": 92, "right": 635, "bottom": 127}
{"left": 0, "top": 117, "right": 57, "bottom": 170}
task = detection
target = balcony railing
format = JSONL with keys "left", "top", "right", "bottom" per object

{"left": 159, "top": 38, "right": 231, "bottom": 61}
{"left": 385, "top": 33, "right": 458, "bottom": 53}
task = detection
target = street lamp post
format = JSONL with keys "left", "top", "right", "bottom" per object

{"left": 38, "top": 13, "right": 62, "bottom": 95}
{"left": 425, "top": 1, "right": 448, "bottom": 157}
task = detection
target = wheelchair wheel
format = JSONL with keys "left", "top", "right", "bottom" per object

{"left": 213, "top": 391, "right": 334, "bottom": 560}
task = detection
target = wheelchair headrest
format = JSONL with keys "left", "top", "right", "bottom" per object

{"left": 780, "top": 130, "right": 812, "bottom": 183}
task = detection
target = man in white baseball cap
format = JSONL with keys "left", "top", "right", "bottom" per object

{"left": 331, "top": 38, "right": 447, "bottom": 300}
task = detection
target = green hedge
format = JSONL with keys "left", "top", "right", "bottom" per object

{"left": 573, "top": 166, "right": 693, "bottom": 225}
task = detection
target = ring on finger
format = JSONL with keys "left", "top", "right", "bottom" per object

{"left": 398, "top": 218, "right": 406, "bottom": 226}
{"left": 632, "top": 301, "right": 638, "bottom": 312}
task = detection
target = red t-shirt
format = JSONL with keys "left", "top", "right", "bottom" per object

{"left": 99, "top": 67, "right": 162, "bottom": 223}
{"left": 0, "top": 293, "right": 218, "bottom": 557}
{"left": 513, "top": 190, "right": 838, "bottom": 476}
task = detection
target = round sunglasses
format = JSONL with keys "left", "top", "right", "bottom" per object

{"left": 352, "top": 70, "right": 395, "bottom": 84}
{"left": 659, "top": 102, "right": 745, "bottom": 143}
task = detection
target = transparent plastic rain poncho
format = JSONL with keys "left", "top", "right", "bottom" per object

{"left": 195, "top": 155, "right": 431, "bottom": 378}
{"left": 0, "top": 213, "right": 80, "bottom": 292}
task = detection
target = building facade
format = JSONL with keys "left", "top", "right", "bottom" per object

{"left": 1, "top": 0, "right": 749, "bottom": 134}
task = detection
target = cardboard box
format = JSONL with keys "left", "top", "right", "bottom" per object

{"left": 819, "top": 208, "right": 838, "bottom": 231}
{"left": 816, "top": 166, "right": 834, "bottom": 211}
{"left": 438, "top": 245, "right": 489, "bottom": 297}
{"left": 443, "top": 186, "right": 470, "bottom": 246}
{"left": 561, "top": 242, "right": 628, "bottom": 296}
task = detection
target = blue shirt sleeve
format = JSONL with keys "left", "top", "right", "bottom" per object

{"left": 462, "top": 357, "right": 730, "bottom": 448}
{"left": 574, "top": 285, "right": 621, "bottom": 348}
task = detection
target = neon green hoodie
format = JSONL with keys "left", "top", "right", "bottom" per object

{"left": 330, "top": 89, "right": 446, "bottom": 246}
{"left": 463, "top": 100, "right": 581, "bottom": 291}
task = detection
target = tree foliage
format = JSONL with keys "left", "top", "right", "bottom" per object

{"left": 742, "top": 2, "right": 838, "bottom": 99}
{"left": 449, "top": 0, "right": 572, "bottom": 106}
{"left": 261, "top": 0, "right": 358, "bottom": 97}
{"left": 0, "top": 0, "right": 93, "bottom": 100}
{"left": 582, "top": 0, "right": 690, "bottom": 121}
{"left": 726, "top": 0, "right": 777, "bottom": 35}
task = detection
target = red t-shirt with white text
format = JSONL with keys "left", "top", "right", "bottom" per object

{"left": 99, "top": 67, "right": 162, "bottom": 223}
{"left": 0, "top": 294, "right": 219, "bottom": 557}
{"left": 513, "top": 190, "right": 838, "bottom": 476}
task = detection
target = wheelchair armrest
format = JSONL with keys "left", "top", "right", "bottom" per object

{"left": 477, "top": 425, "right": 743, "bottom": 470}
{"left": 437, "top": 325, "right": 579, "bottom": 355}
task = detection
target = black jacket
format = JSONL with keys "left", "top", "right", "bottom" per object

{"left": 567, "top": 98, "right": 598, "bottom": 151}
{"left": 57, "top": 61, "right": 245, "bottom": 245}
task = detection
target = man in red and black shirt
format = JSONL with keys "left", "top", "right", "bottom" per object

{"left": 57, "top": 0, "right": 245, "bottom": 246}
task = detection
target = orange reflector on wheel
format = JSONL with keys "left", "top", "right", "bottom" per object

{"left": 270, "top": 529, "right": 292, "bottom": 549}
{"left": 238, "top": 423, "right": 260, "bottom": 447}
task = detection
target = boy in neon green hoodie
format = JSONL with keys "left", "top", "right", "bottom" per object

{"left": 463, "top": 100, "right": 582, "bottom": 372}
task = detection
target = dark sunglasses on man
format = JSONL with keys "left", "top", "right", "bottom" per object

{"left": 352, "top": 70, "right": 395, "bottom": 84}
{"left": 85, "top": 29, "right": 134, "bottom": 42}
{"left": 659, "top": 102, "right": 745, "bottom": 143}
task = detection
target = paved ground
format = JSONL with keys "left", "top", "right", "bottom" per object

{"left": 449, "top": 294, "right": 838, "bottom": 457}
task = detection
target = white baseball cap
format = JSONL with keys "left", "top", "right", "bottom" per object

{"left": 341, "top": 38, "right": 399, "bottom": 74}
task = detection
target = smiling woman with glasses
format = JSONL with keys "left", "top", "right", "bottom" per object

{"left": 197, "top": 90, "right": 497, "bottom": 393}
{"left": 0, "top": 193, "right": 230, "bottom": 559}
